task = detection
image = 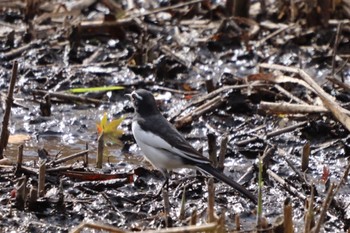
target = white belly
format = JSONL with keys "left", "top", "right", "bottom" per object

{"left": 132, "top": 121, "right": 187, "bottom": 169}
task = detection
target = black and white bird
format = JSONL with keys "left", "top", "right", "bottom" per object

{"left": 127, "top": 89, "right": 256, "bottom": 203}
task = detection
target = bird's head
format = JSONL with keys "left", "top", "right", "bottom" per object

{"left": 126, "top": 89, "right": 159, "bottom": 116}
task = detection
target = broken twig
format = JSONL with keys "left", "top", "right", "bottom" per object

{"left": 0, "top": 61, "right": 18, "bottom": 159}
{"left": 259, "top": 63, "right": 350, "bottom": 132}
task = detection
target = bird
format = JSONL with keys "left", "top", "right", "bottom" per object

{"left": 127, "top": 89, "right": 256, "bottom": 203}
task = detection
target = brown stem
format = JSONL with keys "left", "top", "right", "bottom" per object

{"left": 96, "top": 133, "right": 104, "bottom": 168}
{"left": 0, "top": 61, "right": 18, "bottom": 159}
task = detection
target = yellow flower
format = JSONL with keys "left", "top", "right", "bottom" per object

{"left": 97, "top": 113, "right": 124, "bottom": 145}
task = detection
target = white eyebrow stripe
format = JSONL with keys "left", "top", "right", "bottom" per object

{"left": 132, "top": 91, "right": 143, "bottom": 100}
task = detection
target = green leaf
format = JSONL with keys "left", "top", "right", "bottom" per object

{"left": 68, "top": 86, "right": 124, "bottom": 94}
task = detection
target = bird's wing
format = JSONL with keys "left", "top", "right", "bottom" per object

{"left": 137, "top": 115, "right": 211, "bottom": 165}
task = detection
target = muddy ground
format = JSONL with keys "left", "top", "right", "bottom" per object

{"left": 0, "top": 0, "right": 350, "bottom": 232}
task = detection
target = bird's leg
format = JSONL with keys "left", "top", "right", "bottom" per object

{"left": 155, "top": 169, "right": 170, "bottom": 197}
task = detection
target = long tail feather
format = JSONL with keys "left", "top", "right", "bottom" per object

{"left": 196, "top": 163, "right": 257, "bottom": 204}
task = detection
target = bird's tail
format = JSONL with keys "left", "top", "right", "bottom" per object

{"left": 196, "top": 163, "right": 257, "bottom": 204}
